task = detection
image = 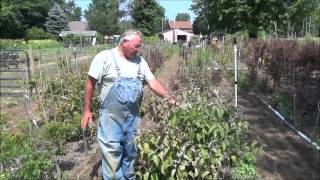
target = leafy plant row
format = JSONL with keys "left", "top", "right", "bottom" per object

{"left": 136, "top": 47, "right": 260, "bottom": 179}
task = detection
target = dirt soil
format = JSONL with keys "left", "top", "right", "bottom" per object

{"left": 238, "top": 93, "right": 320, "bottom": 180}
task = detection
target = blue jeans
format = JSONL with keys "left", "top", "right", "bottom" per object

{"left": 97, "top": 77, "right": 143, "bottom": 180}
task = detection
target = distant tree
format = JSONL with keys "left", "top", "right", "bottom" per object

{"left": 119, "top": 20, "right": 134, "bottom": 33}
{"left": 64, "top": 0, "right": 82, "bottom": 21}
{"left": 84, "top": 0, "right": 122, "bottom": 35}
{"left": 191, "top": 0, "right": 286, "bottom": 36}
{"left": 286, "top": 0, "right": 320, "bottom": 36}
{"left": 191, "top": 0, "right": 320, "bottom": 37}
{"left": 0, "top": 0, "right": 50, "bottom": 38}
{"left": 45, "top": 3, "right": 69, "bottom": 36}
{"left": 131, "top": 0, "right": 165, "bottom": 35}
{"left": 192, "top": 16, "right": 210, "bottom": 35}
{"left": 175, "top": 13, "right": 190, "bottom": 21}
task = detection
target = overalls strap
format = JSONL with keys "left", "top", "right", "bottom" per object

{"left": 110, "top": 49, "right": 143, "bottom": 80}
{"left": 110, "top": 49, "right": 121, "bottom": 78}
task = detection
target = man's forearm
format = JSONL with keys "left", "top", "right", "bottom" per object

{"left": 148, "top": 79, "right": 167, "bottom": 98}
{"left": 83, "top": 78, "right": 95, "bottom": 112}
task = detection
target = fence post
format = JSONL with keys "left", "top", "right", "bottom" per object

{"left": 28, "top": 45, "right": 35, "bottom": 75}
{"left": 233, "top": 38, "right": 238, "bottom": 107}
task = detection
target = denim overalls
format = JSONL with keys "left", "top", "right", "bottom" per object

{"left": 97, "top": 51, "right": 144, "bottom": 180}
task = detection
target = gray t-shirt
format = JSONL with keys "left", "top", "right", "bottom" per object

{"left": 88, "top": 48, "right": 155, "bottom": 102}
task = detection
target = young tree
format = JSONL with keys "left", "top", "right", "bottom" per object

{"left": 84, "top": 0, "right": 122, "bottom": 36}
{"left": 175, "top": 13, "right": 190, "bottom": 21}
{"left": 131, "top": 0, "right": 165, "bottom": 36}
{"left": 45, "top": 3, "right": 69, "bottom": 36}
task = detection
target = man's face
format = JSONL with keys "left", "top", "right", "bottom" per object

{"left": 122, "top": 35, "right": 142, "bottom": 59}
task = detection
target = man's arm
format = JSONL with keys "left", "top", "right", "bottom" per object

{"left": 147, "top": 78, "right": 167, "bottom": 98}
{"left": 81, "top": 76, "right": 97, "bottom": 129}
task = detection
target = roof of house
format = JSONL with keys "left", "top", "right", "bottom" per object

{"left": 68, "top": 21, "right": 90, "bottom": 31}
{"left": 59, "top": 21, "right": 96, "bottom": 37}
{"left": 168, "top": 21, "right": 192, "bottom": 29}
{"left": 160, "top": 28, "right": 194, "bottom": 36}
{"left": 59, "top": 31, "right": 97, "bottom": 37}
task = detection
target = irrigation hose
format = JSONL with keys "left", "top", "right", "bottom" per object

{"left": 256, "top": 96, "right": 320, "bottom": 151}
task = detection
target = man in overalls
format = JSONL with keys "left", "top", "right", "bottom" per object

{"left": 81, "top": 29, "right": 176, "bottom": 179}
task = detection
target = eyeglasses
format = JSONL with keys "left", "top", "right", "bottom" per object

{"left": 131, "top": 43, "right": 142, "bottom": 50}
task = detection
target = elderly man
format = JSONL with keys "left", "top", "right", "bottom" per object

{"left": 81, "top": 29, "right": 175, "bottom": 179}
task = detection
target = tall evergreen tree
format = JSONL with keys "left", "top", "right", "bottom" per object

{"left": 131, "top": 0, "right": 165, "bottom": 36}
{"left": 84, "top": 0, "right": 121, "bottom": 36}
{"left": 45, "top": 3, "right": 69, "bottom": 35}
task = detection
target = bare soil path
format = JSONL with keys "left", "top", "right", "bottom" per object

{"left": 214, "top": 67, "right": 319, "bottom": 179}
{"left": 239, "top": 93, "right": 320, "bottom": 180}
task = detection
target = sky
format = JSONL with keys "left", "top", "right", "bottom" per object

{"left": 74, "top": 0, "right": 196, "bottom": 22}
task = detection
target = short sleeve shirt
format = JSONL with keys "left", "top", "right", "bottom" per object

{"left": 88, "top": 48, "right": 155, "bottom": 102}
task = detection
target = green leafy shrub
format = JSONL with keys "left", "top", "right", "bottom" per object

{"left": 136, "top": 91, "right": 259, "bottom": 179}
{"left": 1, "top": 128, "right": 52, "bottom": 179}
{"left": 17, "top": 153, "right": 52, "bottom": 180}
{"left": 39, "top": 121, "right": 79, "bottom": 155}
{"left": 25, "top": 27, "right": 54, "bottom": 40}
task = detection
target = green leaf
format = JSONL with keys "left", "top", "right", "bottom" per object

{"left": 143, "top": 171, "right": 149, "bottom": 180}
{"left": 161, "top": 160, "right": 169, "bottom": 174}
{"left": 201, "top": 170, "right": 210, "bottom": 178}
{"left": 179, "top": 165, "right": 185, "bottom": 171}
{"left": 216, "top": 108, "right": 224, "bottom": 120}
{"left": 196, "top": 134, "right": 202, "bottom": 142}
{"left": 231, "top": 155, "right": 237, "bottom": 164}
{"left": 152, "top": 155, "right": 159, "bottom": 166}
{"left": 163, "top": 135, "right": 169, "bottom": 147}
{"left": 171, "top": 168, "right": 176, "bottom": 177}
{"left": 143, "top": 143, "right": 150, "bottom": 154}
{"left": 222, "top": 142, "right": 227, "bottom": 151}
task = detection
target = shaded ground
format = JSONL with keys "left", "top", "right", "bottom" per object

{"left": 213, "top": 68, "right": 320, "bottom": 179}
{"left": 238, "top": 93, "right": 320, "bottom": 180}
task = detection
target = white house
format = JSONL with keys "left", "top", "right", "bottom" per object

{"left": 159, "top": 28, "right": 194, "bottom": 43}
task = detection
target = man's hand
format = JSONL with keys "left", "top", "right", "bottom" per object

{"left": 165, "top": 95, "right": 180, "bottom": 106}
{"left": 81, "top": 110, "right": 93, "bottom": 129}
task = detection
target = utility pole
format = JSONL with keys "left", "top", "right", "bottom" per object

{"left": 161, "top": 18, "right": 164, "bottom": 32}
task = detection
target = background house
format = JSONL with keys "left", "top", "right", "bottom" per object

{"left": 168, "top": 21, "right": 193, "bottom": 33}
{"left": 160, "top": 28, "right": 194, "bottom": 44}
{"left": 159, "top": 20, "right": 194, "bottom": 43}
{"left": 59, "top": 21, "right": 97, "bottom": 46}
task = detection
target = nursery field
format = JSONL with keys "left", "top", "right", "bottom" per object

{"left": 0, "top": 39, "right": 319, "bottom": 179}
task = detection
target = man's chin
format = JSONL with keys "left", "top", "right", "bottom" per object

{"left": 127, "top": 55, "right": 138, "bottom": 60}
